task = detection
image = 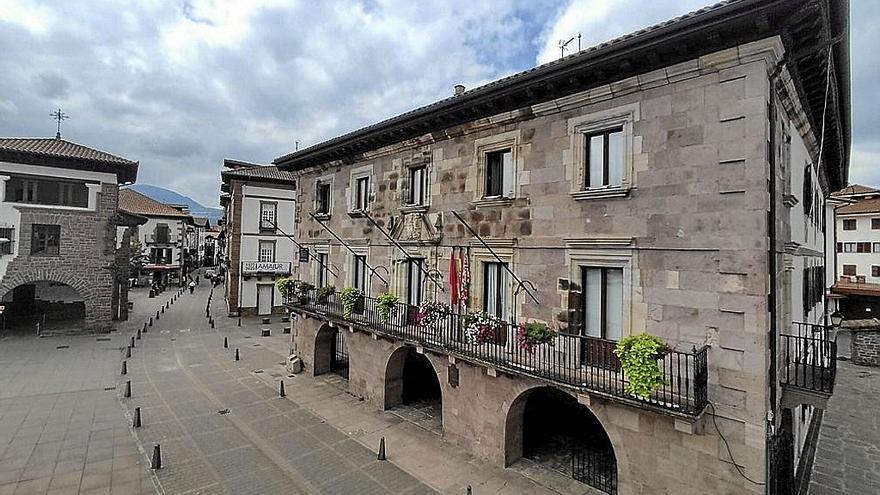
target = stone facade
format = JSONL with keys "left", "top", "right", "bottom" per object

{"left": 0, "top": 184, "right": 119, "bottom": 333}
{"left": 851, "top": 329, "right": 880, "bottom": 367}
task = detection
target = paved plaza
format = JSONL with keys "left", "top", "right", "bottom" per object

{"left": 808, "top": 361, "right": 880, "bottom": 495}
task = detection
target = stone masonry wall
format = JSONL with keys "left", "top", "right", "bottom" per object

{"left": 852, "top": 329, "right": 880, "bottom": 367}
{"left": 0, "top": 183, "right": 119, "bottom": 333}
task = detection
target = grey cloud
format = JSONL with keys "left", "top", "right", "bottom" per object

{"left": 35, "top": 72, "right": 70, "bottom": 98}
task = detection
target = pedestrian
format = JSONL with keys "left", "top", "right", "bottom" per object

{"left": 189, "top": 280, "right": 196, "bottom": 294}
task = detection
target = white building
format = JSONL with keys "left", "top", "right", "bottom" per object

{"left": 119, "top": 188, "right": 193, "bottom": 288}
{"left": 221, "top": 159, "right": 297, "bottom": 316}
{"left": 829, "top": 184, "right": 880, "bottom": 319}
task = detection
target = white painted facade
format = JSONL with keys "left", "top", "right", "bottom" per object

{"left": 235, "top": 183, "right": 296, "bottom": 315}
{"left": 835, "top": 212, "right": 880, "bottom": 283}
{"left": 134, "top": 215, "right": 189, "bottom": 286}
{"left": 0, "top": 160, "right": 114, "bottom": 281}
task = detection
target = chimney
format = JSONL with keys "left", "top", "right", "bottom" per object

{"left": 454, "top": 84, "right": 466, "bottom": 96}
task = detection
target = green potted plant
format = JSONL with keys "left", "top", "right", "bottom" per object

{"left": 516, "top": 321, "right": 557, "bottom": 353}
{"left": 613, "top": 333, "right": 671, "bottom": 400}
{"left": 316, "top": 285, "right": 336, "bottom": 304}
{"left": 275, "top": 277, "right": 294, "bottom": 302}
{"left": 339, "top": 286, "right": 363, "bottom": 319}
{"left": 377, "top": 292, "right": 399, "bottom": 323}
{"left": 463, "top": 311, "right": 506, "bottom": 345}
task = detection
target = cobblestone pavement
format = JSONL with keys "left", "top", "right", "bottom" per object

{"left": 0, "top": 292, "right": 159, "bottom": 495}
{"left": 120, "top": 285, "right": 437, "bottom": 494}
{"left": 808, "top": 361, "right": 880, "bottom": 495}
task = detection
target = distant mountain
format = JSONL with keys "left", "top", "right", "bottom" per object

{"left": 126, "top": 184, "right": 223, "bottom": 225}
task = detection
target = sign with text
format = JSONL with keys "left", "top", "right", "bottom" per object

{"left": 241, "top": 261, "right": 291, "bottom": 275}
{"left": 298, "top": 247, "right": 310, "bottom": 263}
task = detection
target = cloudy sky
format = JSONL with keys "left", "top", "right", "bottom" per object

{"left": 0, "top": 0, "right": 874, "bottom": 207}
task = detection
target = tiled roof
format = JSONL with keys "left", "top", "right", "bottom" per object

{"left": 837, "top": 197, "right": 880, "bottom": 215}
{"left": 0, "top": 137, "right": 136, "bottom": 165}
{"left": 192, "top": 217, "right": 210, "bottom": 228}
{"left": 832, "top": 184, "right": 879, "bottom": 197}
{"left": 119, "top": 188, "right": 191, "bottom": 218}
{"left": 221, "top": 163, "right": 296, "bottom": 183}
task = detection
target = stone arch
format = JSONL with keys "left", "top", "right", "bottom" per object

{"left": 383, "top": 345, "right": 443, "bottom": 415}
{"left": 504, "top": 385, "right": 618, "bottom": 492}
{"left": 0, "top": 275, "right": 90, "bottom": 333}
{"left": 313, "top": 323, "right": 336, "bottom": 376}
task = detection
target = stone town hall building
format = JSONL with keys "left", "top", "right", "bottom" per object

{"left": 274, "top": 1, "right": 848, "bottom": 494}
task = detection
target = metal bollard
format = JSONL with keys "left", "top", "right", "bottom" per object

{"left": 133, "top": 407, "right": 141, "bottom": 428}
{"left": 124, "top": 380, "right": 131, "bottom": 398}
{"left": 125, "top": 346, "right": 132, "bottom": 359}
{"left": 223, "top": 337, "right": 228, "bottom": 349}
{"left": 121, "top": 360, "right": 127, "bottom": 375}
{"left": 136, "top": 328, "right": 141, "bottom": 340}
{"left": 377, "top": 437, "right": 386, "bottom": 461}
{"left": 151, "top": 444, "right": 162, "bottom": 469}
{"left": 211, "top": 319, "right": 215, "bottom": 329}
{"left": 279, "top": 381, "right": 286, "bottom": 397}
{"left": 149, "top": 317, "right": 153, "bottom": 327}
{"left": 143, "top": 322, "right": 148, "bottom": 334}
{"left": 234, "top": 348, "right": 240, "bottom": 361}
{"left": 238, "top": 318, "right": 241, "bottom": 327}
{"left": 130, "top": 336, "right": 135, "bottom": 348}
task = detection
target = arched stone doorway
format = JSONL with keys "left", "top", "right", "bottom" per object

{"left": 1, "top": 280, "right": 86, "bottom": 335}
{"left": 384, "top": 346, "right": 442, "bottom": 432}
{"left": 506, "top": 386, "right": 618, "bottom": 494}
{"left": 313, "top": 323, "right": 349, "bottom": 379}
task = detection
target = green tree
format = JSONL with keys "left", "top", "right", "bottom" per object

{"left": 129, "top": 239, "right": 148, "bottom": 278}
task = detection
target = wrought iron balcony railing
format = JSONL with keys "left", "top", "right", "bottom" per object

{"left": 781, "top": 322, "right": 836, "bottom": 395}
{"left": 286, "top": 289, "right": 709, "bottom": 417}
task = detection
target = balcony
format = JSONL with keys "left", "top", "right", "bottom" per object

{"left": 287, "top": 289, "right": 709, "bottom": 418}
{"left": 780, "top": 322, "right": 836, "bottom": 410}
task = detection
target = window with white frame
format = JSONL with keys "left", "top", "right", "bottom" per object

{"left": 407, "top": 165, "right": 427, "bottom": 206}
{"left": 580, "top": 267, "right": 623, "bottom": 341}
{"left": 352, "top": 254, "right": 367, "bottom": 292}
{"left": 584, "top": 128, "right": 624, "bottom": 189}
{"left": 354, "top": 176, "right": 370, "bottom": 211}
{"left": 316, "top": 251, "right": 329, "bottom": 287}
{"left": 484, "top": 149, "right": 514, "bottom": 198}
{"left": 260, "top": 202, "right": 277, "bottom": 231}
{"left": 258, "top": 241, "right": 275, "bottom": 263}
{"left": 405, "top": 258, "right": 424, "bottom": 306}
{"left": 482, "top": 261, "right": 509, "bottom": 320}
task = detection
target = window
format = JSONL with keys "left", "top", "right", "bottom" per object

{"left": 836, "top": 242, "right": 842, "bottom": 253}
{"left": 873, "top": 219, "right": 880, "bottom": 230}
{"left": 581, "top": 267, "right": 623, "bottom": 341}
{"left": 316, "top": 182, "right": 331, "bottom": 215}
{"left": 353, "top": 254, "right": 367, "bottom": 292}
{"left": 150, "top": 247, "right": 173, "bottom": 264}
{"left": 484, "top": 149, "right": 513, "bottom": 198}
{"left": 803, "top": 165, "right": 813, "bottom": 217}
{"left": 482, "top": 262, "right": 509, "bottom": 321}
{"left": 873, "top": 266, "right": 880, "bottom": 278}
{"left": 6, "top": 176, "right": 89, "bottom": 207}
{"left": 260, "top": 202, "right": 277, "bottom": 231}
{"left": 317, "top": 252, "right": 329, "bottom": 288}
{"left": 354, "top": 176, "right": 370, "bottom": 211}
{"left": 874, "top": 243, "right": 880, "bottom": 253}
{"left": 585, "top": 128, "right": 624, "bottom": 189}
{"left": 258, "top": 241, "right": 275, "bottom": 263}
{"left": 858, "top": 242, "right": 872, "bottom": 253}
{"left": 843, "top": 265, "right": 857, "bottom": 276}
{"left": 844, "top": 243, "right": 856, "bottom": 253}
{"left": 843, "top": 219, "right": 857, "bottom": 231}
{"left": 802, "top": 265, "right": 824, "bottom": 317}
{"left": 31, "top": 224, "right": 60, "bottom": 255}
{"left": 0, "top": 227, "right": 14, "bottom": 255}
{"left": 155, "top": 224, "right": 170, "bottom": 244}
{"left": 408, "top": 166, "right": 427, "bottom": 206}
{"left": 406, "top": 258, "right": 424, "bottom": 306}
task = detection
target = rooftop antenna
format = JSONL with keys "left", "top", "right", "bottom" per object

{"left": 559, "top": 36, "right": 575, "bottom": 59}
{"left": 295, "top": 140, "right": 300, "bottom": 151}
{"left": 50, "top": 108, "right": 69, "bottom": 139}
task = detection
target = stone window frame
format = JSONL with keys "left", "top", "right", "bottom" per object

{"left": 347, "top": 164, "right": 374, "bottom": 216}
{"left": 567, "top": 102, "right": 640, "bottom": 200}
{"left": 259, "top": 201, "right": 277, "bottom": 232}
{"left": 346, "top": 245, "right": 370, "bottom": 294}
{"left": 401, "top": 163, "right": 430, "bottom": 213}
{"left": 468, "top": 241, "right": 517, "bottom": 321}
{"left": 564, "top": 239, "right": 637, "bottom": 345}
{"left": 391, "top": 247, "right": 424, "bottom": 302}
{"left": 471, "top": 130, "right": 521, "bottom": 208}
{"left": 314, "top": 175, "right": 334, "bottom": 220}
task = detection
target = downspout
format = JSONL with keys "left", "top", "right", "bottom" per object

{"left": 767, "top": 58, "right": 785, "bottom": 494}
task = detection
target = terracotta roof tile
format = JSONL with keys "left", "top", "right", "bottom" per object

{"left": 0, "top": 137, "right": 136, "bottom": 165}
{"left": 832, "top": 184, "right": 880, "bottom": 197}
{"left": 837, "top": 197, "right": 880, "bottom": 215}
{"left": 221, "top": 164, "right": 296, "bottom": 183}
{"left": 119, "top": 188, "right": 191, "bottom": 218}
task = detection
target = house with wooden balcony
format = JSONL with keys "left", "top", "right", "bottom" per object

{"left": 271, "top": 1, "right": 849, "bottom": 494}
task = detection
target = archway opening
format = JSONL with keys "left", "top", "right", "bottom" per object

{"left": 507, "top": 387, "right": 617, "bottom": 494}
{"left": 314, "top": 324, "right": 348, "bottom": 380}
{"left": 384, "top": 347, "right": 442, "bottom": 433}
{"left": 1, "top": 281, "right": 86, "bottom": 335}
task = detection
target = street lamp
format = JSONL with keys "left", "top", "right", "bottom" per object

{"left": 830, "top": 311, "right": 844, "bottom": 327}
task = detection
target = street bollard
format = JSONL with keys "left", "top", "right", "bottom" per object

{"left": 238, "top": 318, "right": 241, "bottom": 327}
{"left": 149, "top": 317, "right": 153, "bottom": 327}
{"left": 377, "top": 437, "right": 386, "bottom": 461}
{"left": 211, "top": 319, "right": 215, "bottom": 329}
{"left": 133, "top": 407, "right": 141, "bottom": 428}
{"left": 143, "top": 322, "right": 148, "bottom": 334}
{"left": 137, "top": 328, "right": 141, "bottom": 340}
{"left": 166, "top": 301, "right": 169, "bottom": 309}
{"left": 151, "top": 444, "right": 162, "bottom": 469}
{"left": 125, "top": 346, "right": 132, "bottom": 359}
{"left": 121, "top": 360, "right": 127, "bottom": 375}
{"left": 130, "top": 336, "right": 135, "bottom": 348}
{"left": 161, "top": 306, "right": 164, "bottom": 314}
{"left": 279, "top": 381, "right": 286, "bottom": 397}
{"left": 124, "top": 380, "right": 131, "bottom": 398}
{"left": 234, "top": 348, "right": 240, "bottom": 361}
{"left": 223, "top": 337, "right": 228, "bottom": 349}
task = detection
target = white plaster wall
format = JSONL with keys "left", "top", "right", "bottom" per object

{"left": 836, "top": 213, "right": 880, "bottom": 283}
{"left": 136, "top": 216, "right": 185, "bottom": 265}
